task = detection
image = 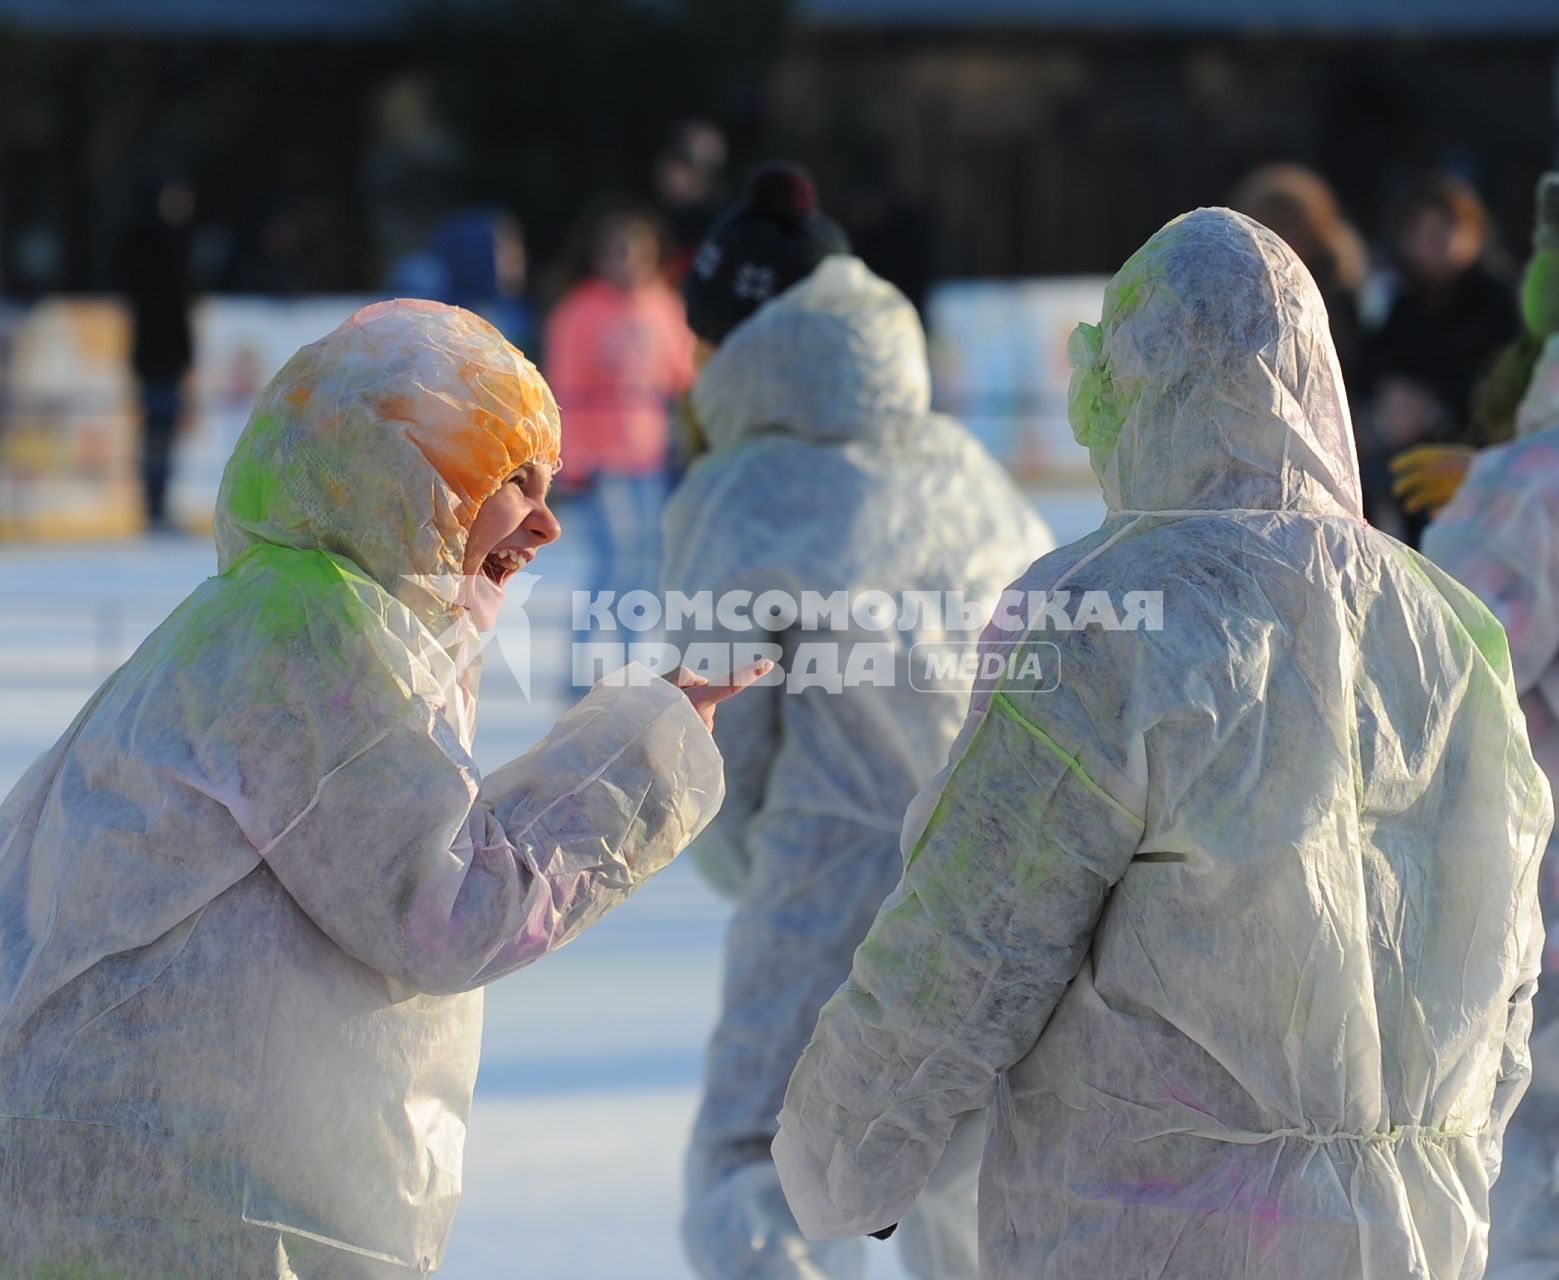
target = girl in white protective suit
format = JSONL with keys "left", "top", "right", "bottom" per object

{"left": 668, "top": 163, "right": 1053, "bottom": 1279}
{"left": 773, "top": 208, "right": 1553, "bottom": 1280}
{"left": 0, "top": 299, "right": 764, "bottom": 1279}
{"left": 1422, "top": 332, "right": 1559, "bottom": 1280}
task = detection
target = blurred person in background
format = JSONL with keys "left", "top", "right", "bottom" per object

{"left": 653, "top": 119, "right": 730, "bottom": 284}
{"left": 120, "top": 176, "right": 196, "bottom": 533}
{"left": 1358, "top": 171, "right": 1519, "bottom": 544}
{"left": 1422, "top": 331, "right": 1559, "bottom": 1280}
{"left": 1392, "top": 172, "right": 1559, "bottom": 523}
{"left": 1229, "top": 162, "right": 1367, "bottom": 386}
{"left": 839, "top": 171, "right": 934, "bottom": 318}
{"left": 1471, "top": 173, "right": 1559, "bottom": 450}
{"left": 544, "top": 200, "right": 695, "bottom": 624}
{"left": 216, "top": 193, "right": 333, "bottom": 297}
{"left": 386, "top": 205, "right": 536, "bottom": 353}
{"left": 361, "top": 74, "right": 463, "bottom": 299}
{"left": 669, "top": 162, "right": 1054, "bottom": 1280}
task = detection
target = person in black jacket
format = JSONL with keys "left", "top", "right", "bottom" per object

{"left": 121, "top": 178, "right": 196, "bottom": 531}
{"left": 1359, "top": 171, "right": 1519, "bottom": 544}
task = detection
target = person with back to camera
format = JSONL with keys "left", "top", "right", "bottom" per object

{"left": 773, "top": 208, "right": 1550, "bottom": 1279}
{"left": 0, "top": 298, "right": 766, "bottom": 1278}
{"left": 668, "top": 162, "right": 1054, "bottom": 1280}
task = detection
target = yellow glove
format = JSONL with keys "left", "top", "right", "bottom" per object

{"left": 672, "top": 391, "right": 708, "bottom": 471}
{"left": 1389, "top": 444, "right": 1477, "bottom": 517}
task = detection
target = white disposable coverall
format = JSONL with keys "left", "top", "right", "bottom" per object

{"left": 1424, "top": 332, "right": 1559, "bottom": 1279}
{"left": 665, "top": 256, "right": 1051, "bottom": 1279}
{"left": 0, "top": 301, "right": 723, "bottom": 1278}
{"left": 774, "top": 210, "right": 1552, "bottom": 1280}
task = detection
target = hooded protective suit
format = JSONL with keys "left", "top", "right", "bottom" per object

{"left": 664, "top": 255, "right": 1052, "bottom": 1279}
{"left": 0, "top": 300, "right": 722, "bottom": 1278}
{"left": 1423, "top": 332, "right": 1559, "bottom": 1279}
{"left": 773, "top": 211, "right": 1551, "bottom": 1280}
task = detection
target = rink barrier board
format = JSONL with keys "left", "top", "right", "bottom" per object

{"left": 0, "top": 282, "right": 1106, "bottom": 540}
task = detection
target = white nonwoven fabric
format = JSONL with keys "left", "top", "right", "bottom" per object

{"left": 774, "top": 210, "right": 1551, "bottom": 1280}
{"left": 0, "top": 300, "right": 723, "bottom": 1277}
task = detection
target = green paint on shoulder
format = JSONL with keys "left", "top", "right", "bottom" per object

{"left": 1398, "top": 544, "right": 1514, "bottom": 683}
{"left": 134, "top": 543, "right": 382, "bottom": 682}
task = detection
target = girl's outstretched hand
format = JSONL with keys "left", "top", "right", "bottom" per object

{"left": 666, "top": 660, "right": 775, "bottom": 733}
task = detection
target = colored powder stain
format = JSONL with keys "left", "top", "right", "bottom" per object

{"left": 1069, "top": 357, "right": 1126, "bottom": 453}
{"left": 284, "top": 382, "right": 314, "bottom": 407}
{"left": 128, "top": 545, "right": 389, "bottom": 725}
{"left": 468, "top": 406, "right": 511, "bottom": 443}
{"left": 1096, "top": 1153, "right": 1292, "bottom": 1238}
{"left": 858, "top": 896, "right": 928, "bottom": 978}
{"left": 510, "top": 373, "right": 560, "bottom": 443}
{"left": 458, "top": 411, "right": 520, "bottom": 486}
{"left": 406, "top": 416, "right": 521, "bottom": 511}
{"left": 1107, "top": 237, "right": 1171, "bottom": 322}
{"left": 1107, "top": 268, "right": 1151, "bottom": 320}
{"left": 1067, "top": 236, "right": 1177, "bottom": 456}
{"left": 400, "top": 425, "right": 474, "bottom": 511}
{"left": 907, "top": 946, "right": 955, "bottom": 1019}
{"left": 220, "top": 447, "right": 279, "bottom": 531}
{"left": 1403, "top": 549, "right": 1511, "bottom": 676}
{"left": 321, "top": 473, "right": 350, "bottom": 505}
{"left": 858, "top": 894, "right": 962, "bottom": 1021}
{"left": 1011, "top": 836, "right": 1066, "bottom": 895}
{"left": 1524, "top": 248, "right": 1559, "bottom": 337}
{"left": 375, "top": 394, "right": 415, "bottom": 423}
{"left": 939, "top": 830, "right": 977, "bottom": 882}
{"left": 459, "top": 355, "right": 560, "bottom": 459}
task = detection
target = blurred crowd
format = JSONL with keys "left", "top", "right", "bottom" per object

{"left": 3, "top": 107, "right": 1554, "bottom": 562}
{"left": 372, "top": 150, "right": 1557, "bottom": 564}
{"left": 1229, "top": 161, "right": 1552, "bottom": 547}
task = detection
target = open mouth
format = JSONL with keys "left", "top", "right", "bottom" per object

{"left": 480, "top": 546, "right": 528, "bottom": 586}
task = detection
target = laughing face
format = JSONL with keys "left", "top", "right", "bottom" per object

{"left": 458, "top": 463, "right": 563, "bottom": 630}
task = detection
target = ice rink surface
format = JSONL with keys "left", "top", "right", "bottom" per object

{"left": 0, "top": 487, "right": 1101, "bottom": 1278}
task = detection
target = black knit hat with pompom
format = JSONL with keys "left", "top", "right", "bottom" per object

{"left": 682, "top": 161, "right": 852, "bottom": 345}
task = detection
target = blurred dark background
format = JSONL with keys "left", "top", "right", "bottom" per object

{"left": 0, "top": 0, "right": 1554, "bottom": 301}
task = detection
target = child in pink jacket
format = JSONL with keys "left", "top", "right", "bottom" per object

{"left": 545, "top": 206, "right": 695, "bottom": 630}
